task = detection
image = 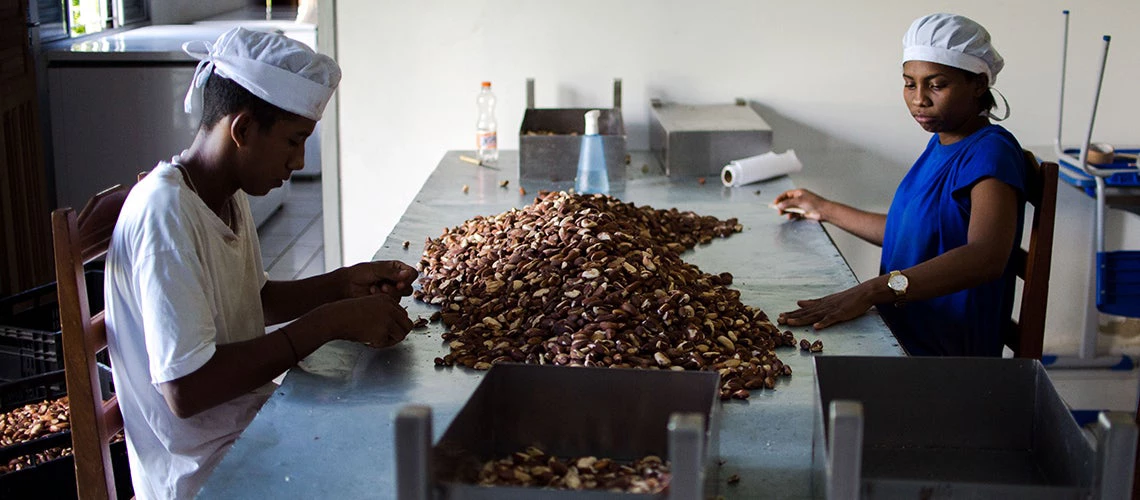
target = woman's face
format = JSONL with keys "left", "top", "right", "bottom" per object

{"left": 903, "top": 60, "right": 987, "bottom": 144}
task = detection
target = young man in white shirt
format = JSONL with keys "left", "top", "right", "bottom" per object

{"left": 104, "top": 27, "right": 416, "bottom": 499}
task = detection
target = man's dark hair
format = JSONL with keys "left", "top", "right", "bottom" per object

{"left": 200, "top": 74, "right": 297, "bottom": 130}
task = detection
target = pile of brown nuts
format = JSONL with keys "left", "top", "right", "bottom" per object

{"left": 0, "top": 397, "right": 70, "bottom": 447}
{"left": 477, "top": 446, "right": 670, "bottom": 493}
{"left": 0, "top": 397, "right": 72, "bottom": 473}
{"left": 416, "top": 191, "right": 795, "bottom": 399}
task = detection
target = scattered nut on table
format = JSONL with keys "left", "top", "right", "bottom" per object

{"left": 402, "top": 240, "right": 410, "bottom": 250}
{"left": 810, "top": 339, "right": 824, "bottom": 353}
{"left": 462, "top": 184, "right": 469, "bottom": 194}
{"left": 727, "top": 473, "right": 741, "bottom": 485}
{"left": 500, "top": 180, "right": 509, "bottom": 188}
{"left": 415, "top": 191, "right": 794, "bottom": 398}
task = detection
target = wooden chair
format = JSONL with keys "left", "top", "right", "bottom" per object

{"left": 52, "top": 183, "right": 131, "bottom": 499}
{"left": 1003, "top": 151, "right": 1058, "bottom": 359}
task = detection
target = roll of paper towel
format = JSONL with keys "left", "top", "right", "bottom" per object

{"left": 721, "top": 150, "right": 803, "bottom": 187}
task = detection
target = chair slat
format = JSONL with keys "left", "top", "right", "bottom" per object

{"left": 90, "top": 311, "right": 107, "bottom": 350}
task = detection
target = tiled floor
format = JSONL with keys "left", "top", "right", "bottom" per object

{"left": 257, "top": 178, "right": 1139, "bottom": 415}
{"left": 258, "top": 179, "right": 324, "bottom": 280}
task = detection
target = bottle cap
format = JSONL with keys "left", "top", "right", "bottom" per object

{"left": 481, "top": 81, "right": 491, "bottom": 88}
{"left": 584, "top": 110, "right": 601, "bottom": 136}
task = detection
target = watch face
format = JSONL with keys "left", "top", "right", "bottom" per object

{"left": 888, "top": 273, "right": 908, "bottom": 291}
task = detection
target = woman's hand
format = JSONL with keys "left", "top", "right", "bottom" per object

{"left": 772, "top": 189, "right": 828, "bottom": 221}
{"left": 777, "top": 283, "right": 877, "bottom": 330}
{"left": 340, "top": 260, "right": 419, "bottom": 299}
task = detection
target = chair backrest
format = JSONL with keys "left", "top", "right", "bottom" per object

{"left": 52, "top": 184, "right": 131, "bottom": 499}
{"left": 1003, "top": 151, "right": 1059, "bottom": 359}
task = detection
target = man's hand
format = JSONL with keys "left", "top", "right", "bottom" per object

{"left": 323, "top": 293, "right": 414, "bottom": 348}
{"left": 340, "top": 260, "right": 418, "bottom": 299}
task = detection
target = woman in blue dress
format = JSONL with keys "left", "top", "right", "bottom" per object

{"left": 772, "top": 13, "right": 1026, "bottom": 357}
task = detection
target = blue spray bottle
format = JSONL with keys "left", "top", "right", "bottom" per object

{"left": 574, "top": 109, "right": 609, "bottom": 195}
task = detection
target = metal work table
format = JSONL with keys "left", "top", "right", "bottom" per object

{"left": 198, "top": 151, "right": 904, "bottom": 499}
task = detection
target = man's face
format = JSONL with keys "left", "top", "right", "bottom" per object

{"left": 238, "top": 115, "right": 317, "bottom": 196}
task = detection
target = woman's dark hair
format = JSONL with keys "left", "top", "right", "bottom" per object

{"left": 200, "top": 74, "right": 297, "bottom": 131}
{"left": 956, "top": 68, "right": 996, "bottom": 114}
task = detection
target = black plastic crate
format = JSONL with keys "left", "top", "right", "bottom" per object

{"left": 0, "top": 265, "right": 105, "bottom": 382}
{"left": 0, "top": 368, "right": 132, "bottom": 499}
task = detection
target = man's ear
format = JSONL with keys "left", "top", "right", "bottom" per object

{"left": 230, "top": 111, "right": 255, "bottom": 147}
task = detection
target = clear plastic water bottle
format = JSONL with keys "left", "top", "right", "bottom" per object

{"left": 575, "top": 110, "right": 609, "bottom": 194}
{"left": 475, "top": 81, "right": 498, "bottom": 164}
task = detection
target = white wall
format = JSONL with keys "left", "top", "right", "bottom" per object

{"left": 335, "top": 0, "right": 1140, "bottom": 355}
{"left": 148, "top": 0, "right": 248, "bottom": 24}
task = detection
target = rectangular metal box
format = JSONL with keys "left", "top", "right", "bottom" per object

{"left": 398, "top": 364, "right": 721, "bottom": 499}
{"left": 519, "top": 79, "right": 627, "bottom": 183}
{"left": 649, "top": 100, "right": 772, "bottom": 178}
{"left": 811, "top": 356, "right": 1136, "bottom": 499}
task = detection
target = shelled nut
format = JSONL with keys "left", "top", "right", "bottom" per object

{"left": 416, "top": 191, "right": 793, "bottom": 397}
{"left": 476, "top": 447, "right": 670, "bottom": 493}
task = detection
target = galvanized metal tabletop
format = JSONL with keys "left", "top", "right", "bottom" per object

{"left": 198, "top": 151, "right": 905, "bottom": 499}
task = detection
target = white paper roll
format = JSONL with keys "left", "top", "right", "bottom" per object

{"left": 721, "top": 150, "right": 803, "bottom": 187}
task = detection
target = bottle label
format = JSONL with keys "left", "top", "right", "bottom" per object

{"left": 477, "top": 131, "right": 497, "bottom": 150}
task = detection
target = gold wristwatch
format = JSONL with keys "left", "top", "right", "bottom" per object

{"left": 887, "top": 270, "right": 909, "bottom": 306}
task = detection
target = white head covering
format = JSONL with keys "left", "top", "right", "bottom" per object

{"left": 182, "top": 27, "right": 341, "bottom": 121}
{"left": 902, "top": 13, "right": 1003, "bottom": 85}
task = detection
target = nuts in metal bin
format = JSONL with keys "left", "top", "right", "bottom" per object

{"left": 476, "top": 447, "right": 670, "bottom": 493}
{"left": 415, "top": 191, "right": 793, "bottom": 397}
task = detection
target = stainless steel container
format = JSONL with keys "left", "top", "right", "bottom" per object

{"left": 649, "top": 99, "right": 772, "bottom": 178}
{"left": 812, "top": 356, "right": 1137, "bottom": 499}
{"left": 518, "top": 78, "right": 627, "bottom": 183}
{"left": 396, "top": 364, "right": 721, "bottom": 499}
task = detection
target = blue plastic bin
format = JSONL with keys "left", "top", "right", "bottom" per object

{"left": 1098, "top": 251, "right": 1140, "bottom": 317}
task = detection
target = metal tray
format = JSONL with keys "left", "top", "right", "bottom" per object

{"left": 395, "top": 364, "right": 721, "bottom": 499}
{"left": 811, "top": 356, "right": 1136, "bottom": 499}
{"left": 518, "top": 78, "right": 627, "bottom": 183}
{"left": 648, "top": 99, "right": 772, "bottom": 178}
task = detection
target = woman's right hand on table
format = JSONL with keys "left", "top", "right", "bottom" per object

{"left": 772, "top": 189, "right": 828, "bottom": 221}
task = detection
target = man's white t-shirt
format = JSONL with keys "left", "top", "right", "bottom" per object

{"left": 105, "top": 162, "right": 273, "bottom": 499}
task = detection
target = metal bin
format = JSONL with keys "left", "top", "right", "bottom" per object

{"left": 812, "top": 356, "right": 1137, "bottom": 499}
{"left": 395, "top": 364, "right": 721, "bottom": 499}
{"left": 518, "top": 78, "right": 627, "bottom": 183}
{"left": 649, "top": 99, "right": 772, "bottom": 178}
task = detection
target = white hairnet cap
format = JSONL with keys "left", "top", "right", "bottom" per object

{"left": 902, "top": 13, "right": 1003, "bottom": 85}
{"left": 183, "top": 27, "right": 341, "bottom": 121}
